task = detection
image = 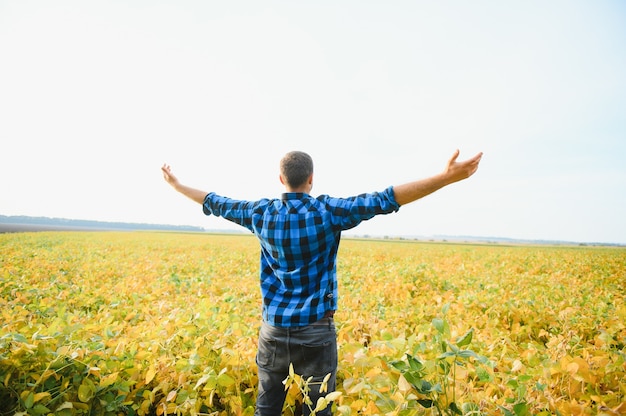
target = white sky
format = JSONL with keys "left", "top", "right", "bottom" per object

{"left": 1, "top": 1, "right": 625, "bottom": 244}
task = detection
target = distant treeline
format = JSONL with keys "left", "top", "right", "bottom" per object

{"left": 0, "top": 215, "right": 205, "bottom": 232}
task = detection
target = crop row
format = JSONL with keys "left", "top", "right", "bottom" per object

{"left": 1, "top": 232, "right": 624, "bottom": 415}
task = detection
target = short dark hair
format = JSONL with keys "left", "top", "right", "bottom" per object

{"left": 280, "top": 151, "right": 313, "bottom": 188}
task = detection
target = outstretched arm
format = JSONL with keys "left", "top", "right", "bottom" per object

{"left": 392, "top": 150, "right": 483, "bottom": 206}
{"left": 161, "top": 164, "right": 208, "bottom": 204}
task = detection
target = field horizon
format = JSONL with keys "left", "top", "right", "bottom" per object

{"left": 1, "top": 214, "right": 622, "bottom": 247}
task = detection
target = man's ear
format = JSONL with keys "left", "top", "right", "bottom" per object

{"left": 279, "top": 174, "right": 286, "bottom": 185}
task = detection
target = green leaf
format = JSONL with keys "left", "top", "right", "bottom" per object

{"left": 441, "top": 303, "right": 450, "bottom": 315}
{"left": 476, "top": 354, "right": 491, "bottom": 365}
{"left": 417, "top": 399, "right": 434, "bottom": 408}
{"left": 23, "top": 392, "right": 34, "bottom": 409}
{"left": 217, "top": 373, "right": 235, "bottom": 387}
{"left": 433, "top": 317, "right": 451, "bottom": 338}
{"left": 10, "top": 333, "right": 29, "bottom": 343}
{"left": 496, "top": 405, "right": 515, "bottom": 416}
{"left": 30, "top": 404, "right": 51, "bottom": 416}
{"left": 390, "top": 360, "right": 409, "bottom": 372}
{"left": 438, "top": 359, "right": 451, "bottom": 375}
{"left": 438, "top": 351, "right": 457, "bottom": 359}
{"left": 78, "top": 383, "right": 94, "bottom": 403}
{"left": 407, "top": 354, "right": 424, "bottom": 372}
{"left": 506, "top": 379, "right": 519, "bottom": 389}
{"left": 432, "top": 318, "right": 446, "bottom": 335}
{"left": 449, "top": 402, "right": 462, "bottom": 415}
{"left": 462, "top": 402, "right": 481, "bottom": 413}
{"left": 417, "top": 380, "right": 433, "bottom": 394}
{"left": 403, "top": 371, "right": 422, "bottom": 388}
{"left": 476, "top": 367, "right": 493, "bottom": 382}
{"left": 455, "top": 328, "right": 474, "bottom": 347}
{"left": 513, "top": 402, "right": 529, "bottom": 416}
{"left": 457, "top": 349, "right": 479, "bottom": 359}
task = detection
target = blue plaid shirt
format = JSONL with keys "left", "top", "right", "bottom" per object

{"left": 202, "top": 187, "right": 400, "bottom": 327}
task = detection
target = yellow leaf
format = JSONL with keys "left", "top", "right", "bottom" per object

{"left": 140, "top": 400, "right": 152, "bottom": 413}
{"left": 314, "top": 398, "right": 328, "bottom": 413}
{"left": 72, "top": 403, "right": 90, "bottom": 411}
{"left": 350, "top": 399, "right": 366, "bottom": 411}
{"left": 145, "top": 364, "right": 157, "bottom": 384}
{"left": 166, "top": 390, "right": 177, "bottom": 402}
{"left": 33, "top": 392, "right": 50, "bottom": 403}
{"left": 364, "top": 367, "right": 381, "bottom": 379}
{"left": 364, "top": 401, "right": 380, "bottom": 414}
{"left": 566, "top": 362, "right": 579, "bottom": 375}
{"left": 612, "top": 402, "right": 626, "bottom": 415}
{"left": 454, "top": 365, "right": 468, "bottom": 380}
{"left": 100, "top": 372, "right": 119, "bottom": 388}
{"left": 511, "top": 359, "right": 523, "bottom": 372}
{"left": 56, "top": 402, "right": 73, "bottom": 411}
{"left": 397, "top": 374, "right": 412, "bottom": 394}
{"left": 325, "top": 391, "right": 342, "bottom": 402}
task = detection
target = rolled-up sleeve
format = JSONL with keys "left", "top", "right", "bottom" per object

{"left": 203, "top": 192, "right": 269, "bottom": 231}
{"left": 322, "top": 186, "right": 400, "bottom": 231}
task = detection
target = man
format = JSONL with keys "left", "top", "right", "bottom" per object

{"left": 161, "top": 149, "right": 482, "bottom": 415}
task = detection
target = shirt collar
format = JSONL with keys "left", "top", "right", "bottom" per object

{"left": 281, "top": 192, "right": 309, "bottom": 201}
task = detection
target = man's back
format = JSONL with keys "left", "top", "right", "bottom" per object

{"left": 202, "top": 188, "right": 400, "bottom": 326}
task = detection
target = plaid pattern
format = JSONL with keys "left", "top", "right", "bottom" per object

{"left": 202, "top": 186, "right": 400, "bottom": 327}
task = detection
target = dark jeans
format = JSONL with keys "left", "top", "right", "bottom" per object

{"left": 255, "top": 318, "right": 337, "bottom": 416}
